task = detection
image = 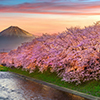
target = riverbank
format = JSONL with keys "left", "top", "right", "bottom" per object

{"left": 0, "top": 65, "right": 100, "bottom": 98}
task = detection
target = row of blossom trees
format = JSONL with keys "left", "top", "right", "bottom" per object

{"left": 0, "top": 22, "right": 100, "bottom": 84}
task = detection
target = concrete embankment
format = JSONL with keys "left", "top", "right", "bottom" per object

{"left": 9, "top": 72, "right": 100, "bottom": 100}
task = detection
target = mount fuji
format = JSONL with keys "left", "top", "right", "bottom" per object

{"left": 0, "top": 26, "right": 35, "bottom": 52}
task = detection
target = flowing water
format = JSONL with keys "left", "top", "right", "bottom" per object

{"left": 0, "top": 72, "right": 89, "bottom": 100}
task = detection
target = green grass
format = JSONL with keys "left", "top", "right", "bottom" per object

{"left": 0, "top": 65, "right": 9, "bottom": 71}
{"left": 0, "top": 65, "right": 100, "bottom": 97}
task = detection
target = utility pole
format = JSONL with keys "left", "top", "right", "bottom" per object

{"left": 1, "top": 49, "right": 5, "bottom": 52}
{"left": 3, "top": 49, "right": 5, "bottom": 52}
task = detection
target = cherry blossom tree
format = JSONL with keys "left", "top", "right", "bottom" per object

{"left": 0, "top": 22, "right": 100, "bottom": 84}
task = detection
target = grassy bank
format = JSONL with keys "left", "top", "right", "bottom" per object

{"left": 0, "top": 65, "right": 100, "bottom": 97}
{"left": 0, "top": 65, "right": 9, "bottom": 71}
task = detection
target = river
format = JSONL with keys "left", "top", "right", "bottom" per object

{"left": 0, "top": 72, "right": 89, "bottom": 100}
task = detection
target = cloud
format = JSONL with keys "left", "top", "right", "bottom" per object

{"left": 0, "top": 1, "right": 100, "bottom": 15}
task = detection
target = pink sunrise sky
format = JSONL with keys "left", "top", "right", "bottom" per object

{"left": 0, "top": 0, "right": 100, "bottom": 36}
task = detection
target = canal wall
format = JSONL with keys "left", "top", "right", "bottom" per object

{"left": 9, "top": 72, "right": 100, "bottom": 100}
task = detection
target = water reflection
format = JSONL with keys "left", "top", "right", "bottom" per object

{"left": 0, "top": 72, "right": 89, "bottom": 100}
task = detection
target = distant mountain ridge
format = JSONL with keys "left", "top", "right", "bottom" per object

{"left": 0, "top": 26, "right": 35, "bottom": 52}
{"left": 0, "top": 26, "right": 33, "bottom": 37}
